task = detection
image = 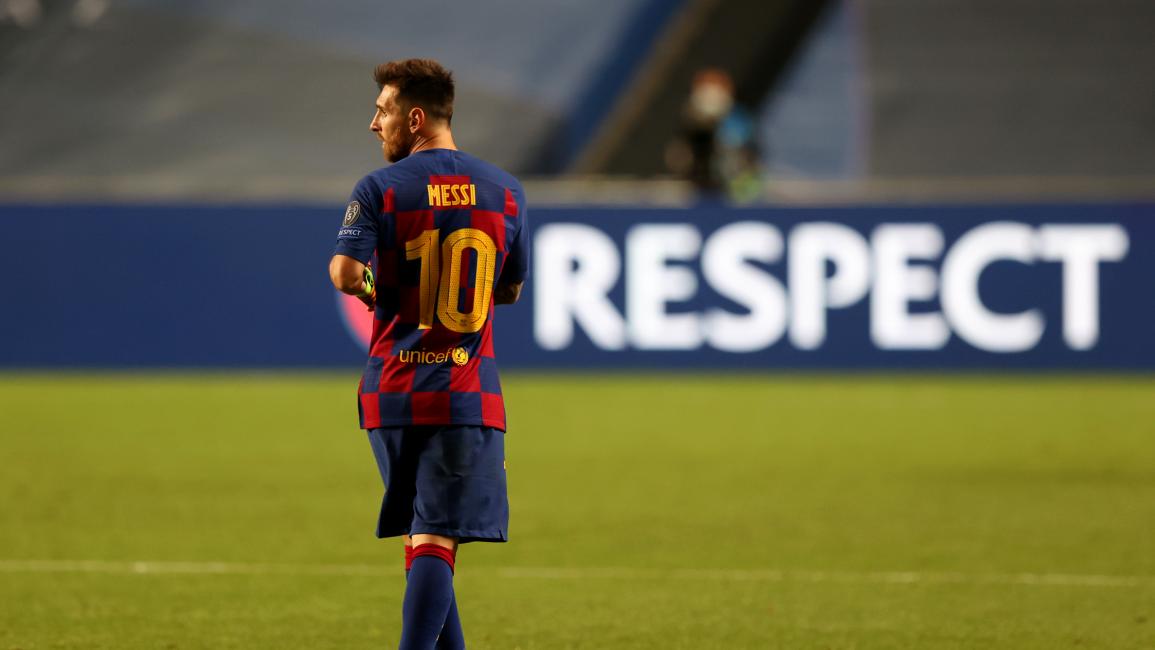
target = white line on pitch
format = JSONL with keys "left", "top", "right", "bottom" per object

{"left": 0, "top": 559, "right": 393, "bottom": 577}
{"left": 495, "top": 567, "right": 1152, "bottom": 587}
{"left": 0, "top": 560, "right": 1150, "bottom": 588}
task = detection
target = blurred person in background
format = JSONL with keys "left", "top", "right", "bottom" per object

{"left": 666, "top": 68, "right": 763, "bottom": 202}
{"left": 329, "top": 59, "right": 529, "bottom": 650}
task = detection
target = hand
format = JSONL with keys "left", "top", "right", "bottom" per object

{"left": 357, "top": 262, "right": 376, "bottom": 312}
{"left": 494, "top": 281, "right": 523, "bottom": 305}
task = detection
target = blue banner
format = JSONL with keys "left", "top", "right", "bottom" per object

{"left": 1, "top": 202, "right": 1152, "bottom": 369}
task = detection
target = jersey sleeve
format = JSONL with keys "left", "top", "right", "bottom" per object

{"left": 333, "top": 175, "right": 382, "bottom": 264}
{"left": 500, "top": 183, "right": 530, "bottom": 284}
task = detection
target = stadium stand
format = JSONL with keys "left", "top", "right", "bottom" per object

{"left": 863, "top": 0, "right": 1155, "bottom": 177}
{"left": 0, "top": 0, "right": 670, "bottom": 197}
{"left": 0, "top": 0, "right": 1152, "bottom": 201}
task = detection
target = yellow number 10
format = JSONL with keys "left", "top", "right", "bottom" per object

{"left": 405, "top": 228, "right": 497, "bottom": 333}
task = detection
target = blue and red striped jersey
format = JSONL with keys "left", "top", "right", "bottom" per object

{"left": 334, "top": 149, "right": 528, "bottom": 431}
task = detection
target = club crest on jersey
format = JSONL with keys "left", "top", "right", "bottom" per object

{"left": 451, "top": 347, "right": 469, "bottom": 366}
{"left": 427, "top": 183, "right": 477, "bottom": 208}
{"left": 343, "top": 201, "right": 362, "bottom": 226}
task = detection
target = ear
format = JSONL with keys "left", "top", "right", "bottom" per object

{"left": 408, "top": 106, "right": 425, "bottom": 133}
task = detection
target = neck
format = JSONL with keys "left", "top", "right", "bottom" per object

{"left": 410, "top": 128, "right": 457, "bottom": 155}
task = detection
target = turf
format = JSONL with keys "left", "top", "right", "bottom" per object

{"left": 1, "top": 373, "right": 1153, "bottom": 649}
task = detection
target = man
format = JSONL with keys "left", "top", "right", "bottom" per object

{"left": 329, "top": 58, "right": 528, "bottom": 650}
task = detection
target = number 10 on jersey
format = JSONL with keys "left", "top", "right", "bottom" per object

{"left": 405, "top": 228, "right": 497, "bottom": 333}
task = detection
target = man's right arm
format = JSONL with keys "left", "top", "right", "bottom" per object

{"left": 331, "top": 176, "right": 383, "bottom": 309}
{"left": 330, "top": 255, "right": 368, "bottom": 294}
{"left": 330, "top": 254, "right": 375, "bottom": 311}
{"left": 496, "top": 183, "right": 529, "bottom": 306}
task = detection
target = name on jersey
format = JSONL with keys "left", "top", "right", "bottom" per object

{"left": 399, "top": 346, "right": 470, "bottom": 366}
{"left": 427, "top": 183, "right": 477, "bottom": 208}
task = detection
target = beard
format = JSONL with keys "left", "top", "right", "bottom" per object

{"left": 384, "top": 129, "right": 415, "bottom": 163}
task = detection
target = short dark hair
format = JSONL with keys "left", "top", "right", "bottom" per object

{"left": 374, "top": 59, "right": 455, "bottom": 124}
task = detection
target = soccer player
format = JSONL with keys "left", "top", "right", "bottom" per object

{"left": 328, "top": 59, "right": 528, "bottom": 650}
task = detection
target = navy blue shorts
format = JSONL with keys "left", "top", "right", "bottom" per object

{"left": 367, "top": 425, "right": 508, "bottom": 543}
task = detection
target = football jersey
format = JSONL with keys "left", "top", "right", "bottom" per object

{"left": 334, "top": 149, "right": 528, "bottom": 431}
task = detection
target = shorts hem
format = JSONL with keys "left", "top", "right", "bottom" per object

{"left": 376, "top": 525, "right": 507, "bottom": 544}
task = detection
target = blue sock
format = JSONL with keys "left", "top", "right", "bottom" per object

{"left": 399, "top": 553, "right": 456, "bottom": 650}
{"left": 435, "top": 595, "right": 464, "bottom": 650}
{"left": 405, "top": 565, "right": 464, "bottom": 650}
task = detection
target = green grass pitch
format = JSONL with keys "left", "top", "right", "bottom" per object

{"left": 1, "top": 373, "right": 1153, "bottom": 649}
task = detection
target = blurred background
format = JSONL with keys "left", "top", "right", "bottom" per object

{"left": 2, "top": 0, "right": 1154, "bottom": 201}
{"left": 1, "top": 0, "right": 1152, "bottom": 367}
{"left": 1, "top": 1, "right": 1154, "bottom": 648}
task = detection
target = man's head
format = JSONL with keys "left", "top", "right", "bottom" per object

{"left": 370, "top": 59, "right": 455, "bottom": 162}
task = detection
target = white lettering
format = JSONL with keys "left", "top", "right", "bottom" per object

{"left": 626, "top": 224, "right": 702, "bottom": 349}
{"left": 941, "top": 222, "right": 1043, "bottom": 352}
{"left": 528, "top": 219, "right": 1125, "bottom": 356}
{"left": 533, "top": 224, "right": 626, "bottom": 350}
{"left": 871, "top": 224, "right": 949, "bottom": 350}
{"left": 701, "top": 222, "right": 788, "bottom": 352}
{"left": 1038, "top": 224, "right": 1129, "bottom": 350}
{"left": 788, "top": 223, "right": 871, "bottom": 350}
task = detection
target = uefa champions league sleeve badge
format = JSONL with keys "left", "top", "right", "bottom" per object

{"left": 343, "top": 201, "right": 362, "bottom": 227}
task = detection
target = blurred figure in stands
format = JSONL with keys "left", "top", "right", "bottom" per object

{"left": 666, "top": 68, "right": 763, "bottom": 202}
